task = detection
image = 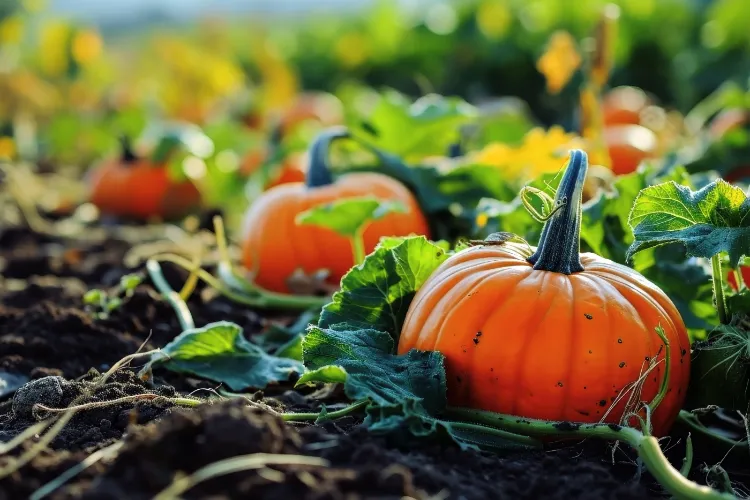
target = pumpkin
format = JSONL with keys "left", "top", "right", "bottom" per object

{"left": 397, "top": 149, "right": 689, "bottom": 436}
{"left": 240, "top": 127, "right": 430, "bottom": 293}
{"left": 602, "top": 86, "right": 651, "bottom": 126}
{"left": 88, "top": 136, "right": 201, "bottom": 220}
{"left": 604, "top": 124, "right": 658, "bottom": 175}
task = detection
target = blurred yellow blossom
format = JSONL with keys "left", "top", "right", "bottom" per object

{"left": 71, "top": 29, "right": 103, "bottom": 66}
{"left": 252, "top": 38, "right": 299, "bottom": 113}
{"left": 39, "top": 21, "right": 71, "bottom": 77}
{"left": 471, "top": 126, "right": 585, "bottom": 181}
{"left": 149, "top": 35, "right": 245, "bottom": 123}
{"left": 536, "top": 31, "right": 581, "bottom": 94}
{"left": 0, "top": 15, "right": 24, "bottom": 44}
{"left": 0, "top": 137, "right": 15, "bottom": 159}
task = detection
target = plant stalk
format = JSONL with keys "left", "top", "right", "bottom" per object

{"left": 352, "top": 228, "right": 366, "bottom": 265}
{"left": 146, "top": 259, "right": 196, "bottom": 331}
{"left": 281, "top": 400, "right": 369, "bottom": 422}
{"left": 527, "top": 149, "right": 588, "bottom": 274}
{"left": 445, "top": 407, "right": 735, "bottom": 500}
{"left": 711, "top": 255, "right": 729, "bottom": 324}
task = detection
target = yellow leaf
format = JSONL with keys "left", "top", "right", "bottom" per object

{"left": 536, "top": 31, "right": 581, "bottom": 94}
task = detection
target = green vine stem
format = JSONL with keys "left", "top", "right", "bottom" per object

{"left": 711, "top": 255, "right": 729, "bottom": 324}
{"left": 152, "top": 253, "right": 328, "bottom": 310}
{"left": 444, "top": 407, "right": 735, "bottom": 500}
{"left": 211, "top": 215, "right": 331, "bottom": 309}
{"left": 527, "top": 149, "right": 588, "bottom": 274}
{"left": 352, "top": 228, "right": 366, "bottom": 265}
{"left": 305, "top": 126, "right": 350, "bottom": 188}
{"left": 280, "top": 400, "right": 369, "bottom": 422}
{"left": 146, "top": 259, "right": 196, "bottom": 331}
{"left": 649, "top": 325, "right": 672, "bottom": 416}
{"left": 677, "top": 410, "right": 747, "bottom": 448}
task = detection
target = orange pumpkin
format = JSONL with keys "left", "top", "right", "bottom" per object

{"left": 398, "top": 150, "right": 689, "bottom": 436}
{"left": 240, "top": 128, "right": 430, "bottom": 293}
{"left": 240, "top": 149, "right": 307, "bottom": 189}
{"left": 604, "top": 124, "right": 658, "bottom": 175}
{"left": 602, "top": 86, "right": 651, "bottom": 126}
{"left": 88, "top": 137, "right": 201, "bottom": 220}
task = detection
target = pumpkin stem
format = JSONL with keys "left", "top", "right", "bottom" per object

{"left": 527, "top": 149, "right": 588, "bottom": 274}
{"left": 305, "top": 126, "right": 350, "bottom": 188}
{"left": 119, "top": 135, "right": 138, "bottom": 164}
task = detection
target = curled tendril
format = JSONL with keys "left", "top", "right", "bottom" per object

{"left": 520, "top": 186, "right": 567, "bottom": 223}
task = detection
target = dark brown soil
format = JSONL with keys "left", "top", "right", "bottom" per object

{"left": 0, "top": 222, "right": 733, "bottom": 500}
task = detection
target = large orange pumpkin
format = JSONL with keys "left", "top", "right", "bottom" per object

{"left": 240, "top": 127, "right": 430, "bottom": 293}
{"left": 397, "top": 150, "right": 689, "bottom": 436}
{"left": 88, "top": 137, "right": 201, "bottom": 220}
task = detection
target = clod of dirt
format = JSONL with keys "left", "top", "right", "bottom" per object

{"left": 0, "top": 370, "right": 179, "bottom": 451}
{"left": 12, "top": 375, "right": 67, "bottom": 418}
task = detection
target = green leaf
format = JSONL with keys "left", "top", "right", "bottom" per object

{"left": 301, "top": 324, "right": 447, "bottom": 416}
{"left": 350, "top": 90, "right": 477, "bottom": 160}
{"left": 256, "top": 309, "right": 320, "bottom": 356}
{"left": 319, "top": 236, "right": 450, "bottom": 338}
{"left": 147, "top": 321, "right": 303, "bottom": 390}
{"left": 628, "top": 179, "right": 750, "bottom": 266}
{"left": 296, "top": 196, "right": 406, "bottom": 238}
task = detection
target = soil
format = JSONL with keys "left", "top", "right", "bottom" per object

{"left": 0, "top": 220, "right": 743, "bottom": 499}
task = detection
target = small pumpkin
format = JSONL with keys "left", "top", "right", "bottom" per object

{"left": 604, "top": 124, "right": 658, "bottom": 175}
{"left": 240, "top": 127, "right": 430, "bottom": 293}
{"left": 398, "top": 150, "right": 689, "bottom": 436}
{"left": 602, "top": 86, "right": 651, "bottom": 126}
{"left": 88, "top": 136, "right": 201, "bottom": 220}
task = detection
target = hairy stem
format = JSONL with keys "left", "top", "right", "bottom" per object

{"left": 146, "top": 259, "right": 196, "bottom": 331}
{"left": 445, "top": 407, "right": 735, "bottom": 500}
{"left": 352, "top": 229, "right": 366, "bottom": 265}
{"left": 281, "top": 400, "right": 369, "bottom": 422}
{"left": 712, "top": 255, "right": 729, "bottom": 324}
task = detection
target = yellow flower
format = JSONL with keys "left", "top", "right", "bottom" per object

{"left": 471, "top": 126, "right": 585, "bottom": 182}
{"left": 39, "top": 21, "right": 71, "bottom": 77}
{"left": 0, "top": 137, "right": 16, "bottom": 160}
{"left": 71, "top": 29, "right": 103, "bottom": 66}
{"left": 536, "top": 31, "right": 581, "bottom": 94}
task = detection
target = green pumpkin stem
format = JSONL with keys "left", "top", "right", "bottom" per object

{"left": 119, "top": 135, "right": 138, "bottom": 164}
{"left": 527, "top": 149, "right": 588, "bottom": 274}
{"left": 305, "top": 126, "right": 350, "bottom": 188}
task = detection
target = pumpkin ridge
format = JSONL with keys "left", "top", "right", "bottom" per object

{"left": 420, "top": 266, "right": 500, "bottom": 349}
{"left": 587, "top": 272, "right": 670, "bottom": 426}
{"left": 405, "top": 257, "right": 524, "bottom": 347}
{"left": 449, "top": 267, "right": 539, "bottom": 409}
{"left": 561, "top": 275, "right": 577, "bottom": 421}
{"left": 571, "top": 272, "right": 638, "bottom": 423}
{"left": 293, "top": 193, "right": 323, "bottom": 278}
{"left": 588, "top": 269, "right": 680, "bottom": 339}
{"left": 439, "top": 268, "right": 508, "bottom": 404}
{"left": 508, "top": 271, "right": 553, "bottom": 416}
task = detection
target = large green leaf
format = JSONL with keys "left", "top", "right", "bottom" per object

{"left": 350, "top": 90, "right": 477, "bottom": 160}
{"left": 627, "top": 179, "right": 750, "bottom": 266}
{"left": 319, "top": 236, "right": 450, "bottom": 339}
{"left": 146, "top": 322, "right": 303, "bottom": 390}
{"left": 296, "top": 197, "right": 405, "bottom": 238}
{"left": 300, "top": 324, "right": 446, "bottom": 416}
